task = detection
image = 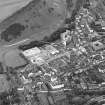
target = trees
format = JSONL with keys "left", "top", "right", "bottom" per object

{"left": 1, "top": 23, "right": 25, "bottom": 42}
{"left": 0, "top": 62, "right": 4, "bottom": 74}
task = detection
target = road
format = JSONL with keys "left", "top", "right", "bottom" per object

{"left": 0, "top": 0, "right": 32, "bottom": 23}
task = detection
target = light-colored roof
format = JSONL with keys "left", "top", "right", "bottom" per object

{"left": 22, "top": 47, "right": 41, "bottom": 57}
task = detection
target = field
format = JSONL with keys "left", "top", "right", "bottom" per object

{"left": 0, "top": 0, "right": 67, "bottom": 46}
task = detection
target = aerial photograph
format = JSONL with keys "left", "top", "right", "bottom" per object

{"left": 1, "top": 0, "right": 105, "bottom": 105}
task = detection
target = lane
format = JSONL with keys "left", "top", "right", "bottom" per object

{"left": 0, "top": 0, "right": 31, "bottom": 6}
{"left": 0, "top": 0, "right": 32, "bottom": 23}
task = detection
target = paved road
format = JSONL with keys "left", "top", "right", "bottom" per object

{"left": 0, "top": 0, "right": 32, "bottom": 23}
